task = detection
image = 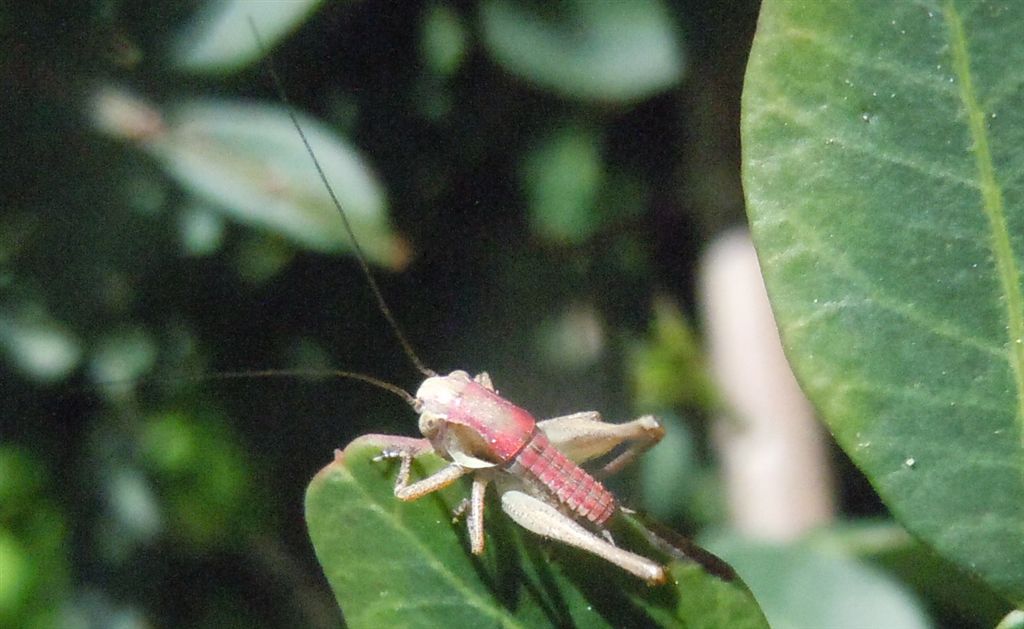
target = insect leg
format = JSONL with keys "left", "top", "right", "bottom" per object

{"left": 362, "top": 434, "right": 471, "bottom": 501}
{"left": 467, "top": 475, "right": 489, "bottom": 554}
{"left": 500, "top": 490, "right": 666, "bottom": 584}
{"left": 449, "top": 475, "right": 491, "bottom": 554}
{"left": 537, "top": 413, "right": 664, "bottom": 477}
{"left": 386, "top": 457, "right": 468, "bottom": 501}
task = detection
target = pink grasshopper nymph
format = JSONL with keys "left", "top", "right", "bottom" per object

{"left": 250, "top": 22, "right": 669, "bottom": 585}
{"left": 351, "top": 370, "right": 668, "bottom": 584}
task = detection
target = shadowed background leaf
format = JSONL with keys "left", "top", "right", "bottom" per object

{"left": 171, "top": 0, "right": 327, "bottom": 74}
{"left": 480, "top": 0, "right": 685, "bottom": 104}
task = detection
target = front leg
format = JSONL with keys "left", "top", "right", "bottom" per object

{"left": 375, "top": 449, "right": 471, "bottom": 501}
{"left": 353, "top": 433, "right": 471, "bottom": 501}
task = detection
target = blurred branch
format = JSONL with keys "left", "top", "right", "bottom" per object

{"left": 700, "top": 229, "right": 835, "bottom": 540}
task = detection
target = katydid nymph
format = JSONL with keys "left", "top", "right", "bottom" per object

{"left": 252, "top": 24, "right": 669, "bottom": 585}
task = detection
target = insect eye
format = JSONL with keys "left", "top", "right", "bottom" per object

{"left": 418, "top": 411, "right": 444, "bottom": 437}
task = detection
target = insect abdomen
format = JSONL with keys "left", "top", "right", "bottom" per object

{"left": 508, "top": 431, "right": 617, "bottom": 525}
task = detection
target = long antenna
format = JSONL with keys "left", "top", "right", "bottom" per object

{"left": 249, "top": 18, "right": 435, "bottom": 379}
{"left": 198, "top": 370, "right": 419, "bottom": 407}
{"left": 89, "top": 369, "right": 420, "bottom": 409}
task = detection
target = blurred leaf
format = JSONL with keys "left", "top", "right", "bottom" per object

{"left": 306, "top": 439, "right": 768, "bottom": 628}
{"left": 0, "top": 302, "right": 81, "bottom": 383}
{"left": 88, "top": 327, "right": 158, "bottom": 391}
{"left": 177, "top": 204, "right": 227, "bottom": 257}
{"left": 171, "top": 0, "right": 326, "bottom": 74}
{"left": 61, "top": 592, "right": 150, "bottom": 629}
{"left": 105, "top": 467, "right": 163, "bottom": 543}
{"left": 523, "top": 126, "right": 603, "bottom": 244}
{"left": 816, "top": 520, "right": 1012, "bottom": 626}
{"left": 233, "top": 232, "right": 295, "bottom": 284}
{"left": 0, "top": 530, "right": 30, "bottom": 617}
{"left": 146, "top": 99, "right": 409, "bottom": 268}
{"left": 480, "top": 0, "right": 685, "bottom": 103}
{"left": 534, "top": 301, "right": 605, "bottom": 369}
{"left": 0, "top": 447, "right": 68, "bottom": 629}
{"left": 139, "top": 410, "right": 259, "bottom": 549}
{"left": 743, "top": 0, "right": 1024, "bottom": 602}
{"left": 639, "top": 412, "right": 699, "bottom": 522}
{"left": 94, "top": 463, "right": 164, "bottom": 564}
{"left": 421, "top": 4, "right": 469, "bottom": 77}
{"left": 996, "top": 610, "right": 1024, "bottom": 629}
{"left": 705, "top": 534, "right": 933, "bottom": 629}
{"left": 628, "top": 298, "right": 717, "bottom": 412}
{"left": 0, "top": 448, "right": 44, "bottom": 510}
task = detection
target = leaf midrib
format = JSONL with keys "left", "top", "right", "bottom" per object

{"left": 944, "top": 1, "right": 1024, "bottom": 464}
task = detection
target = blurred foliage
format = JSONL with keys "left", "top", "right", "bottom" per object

{"left": 479, "top": 0, "right": 686, "bottom": 103}
{"left": 629, "top": 297, "right": 718, "bottom": 412}
{"left": 0, "top": 447, "right": 70, "bottom": 629}
{"left": 172, "top": 0, "right": 327, "bottom": 74}
{"left": 0, "top": 1, "right": 1006, "bottom": 627}
{"left": 705, "top": 530, "right": 933, "bottom": 629}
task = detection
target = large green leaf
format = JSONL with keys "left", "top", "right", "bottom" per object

{"left": 743, "top": 0, "right": 1024, "bottom": 603}
{"left": 305, "top": 440, "right": 768, "bottom": 628}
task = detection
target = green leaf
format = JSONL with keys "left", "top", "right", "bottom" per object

{"left": 306, "top": 440, "right": 768, "bottom": 628}
{"left": 0, "top": 447, "right": 69, "bottom": 628}
{"left": 824, "top": 519, "right": 1013, "bottom": 625}
{"left": 88, "top": 327, "right": 158, "bottom": 389}
{"left": 0, "top": 302, "right": 82, "bottom": 383}
{"left": 742, "top": 0, "right": 1024, "bottom": 603}
{"left": 171, "top": 0, "right": 326, "bottom": 74}
{"left": 138, "top": 410, "right": 260, "bottom": 549}
{"left": 148, "top": 99, "right": 410, "bottom": 269}
{"left": 996, "top": 609, "right": 1024, "bottom": 629}
{"left": 628, "top": 298, "right": 719, "bottom": 412}
{"left": 522, "top": 126, "right": 604, "bottom": 244}
{"left": 421, "top": 4, "right": 469, "bottom": 77}
{"left": 479, "top": 0, "right": 685, "bottom": 104}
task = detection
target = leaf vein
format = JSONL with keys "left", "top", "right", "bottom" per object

{"left": 779, "top": 21, "right": 957, "bottom": 99}
{"left": 759, "top": 218, "right": 1003, "bottom": 357}
{"left": 944, "top": 1, "right": 1024, "bottom": 466}
{"left": 837, "top": 379, "right": 1007, "bottom": 415}
{"left": 751, "top": 101, "right": 978, "bottom": 189}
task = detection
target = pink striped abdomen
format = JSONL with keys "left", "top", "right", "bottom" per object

{"left": 507, "top": 431, "right": 617, "bottom": 525}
